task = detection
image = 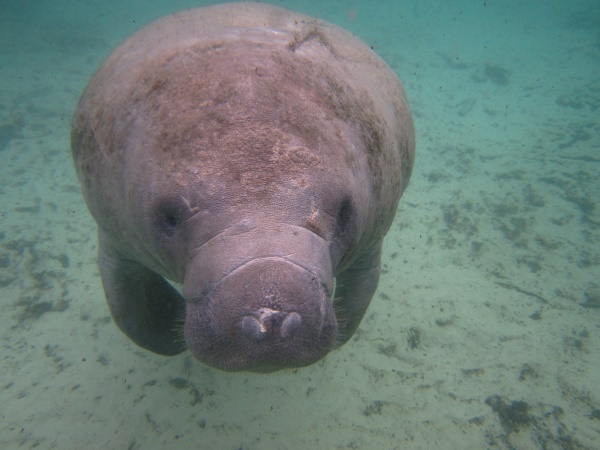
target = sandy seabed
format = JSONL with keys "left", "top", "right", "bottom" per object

{"left": 1, "top": 1, "right": 599, "bottom": 449}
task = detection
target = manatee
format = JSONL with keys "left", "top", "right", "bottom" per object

{"left": 71, "top": 3, "right": 415, "bottom": 372}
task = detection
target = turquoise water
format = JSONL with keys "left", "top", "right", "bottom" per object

{"left": 1, "top": 0, "right": 598, "bottom": 448}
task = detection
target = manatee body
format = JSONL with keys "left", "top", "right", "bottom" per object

{"left": 71, "top": 3, "right": 415, "bottom": 372}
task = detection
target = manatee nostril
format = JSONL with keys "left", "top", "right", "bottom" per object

{"left": 280, "top": 312, "right": 301, "bottom": 338}
{"left": 241, "top": 316, "right": 266, "bottom": 341}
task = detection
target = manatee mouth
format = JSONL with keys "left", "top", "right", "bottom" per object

{"left": 183, "top": 257, "right": 337, "bottom": 372}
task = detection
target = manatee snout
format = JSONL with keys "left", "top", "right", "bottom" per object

{"left": 184, "top": 257, "right": 337, "bottom": 372}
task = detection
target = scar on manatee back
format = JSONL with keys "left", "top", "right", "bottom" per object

{"left": 288, "top": 24, "right": 357, "bottom": 62}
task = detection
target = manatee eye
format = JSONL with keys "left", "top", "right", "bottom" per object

{"left": 154, "top": 200, "right": 185, "bottom": 238}
{"left": 330, "top": 197, "right": 356, "bottom": 264}
{"left": 337, "top": 198, "right": 353, "bottom": 230}
{"left": 165, "top": 214, "right": 178, "bottom": 228}
{"left": 158, "top": 210, "right": 180, "bottom": 238}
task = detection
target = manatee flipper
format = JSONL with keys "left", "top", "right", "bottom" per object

{"left": 334, "top": 245, "right": 383, "bottom": 346}
{"left": 97, "top": 230, "right": 186, "bottom": 355}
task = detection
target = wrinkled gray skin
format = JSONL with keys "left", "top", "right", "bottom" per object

{"left": 71, "top": 3, "right": 415, "bottom": 372}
